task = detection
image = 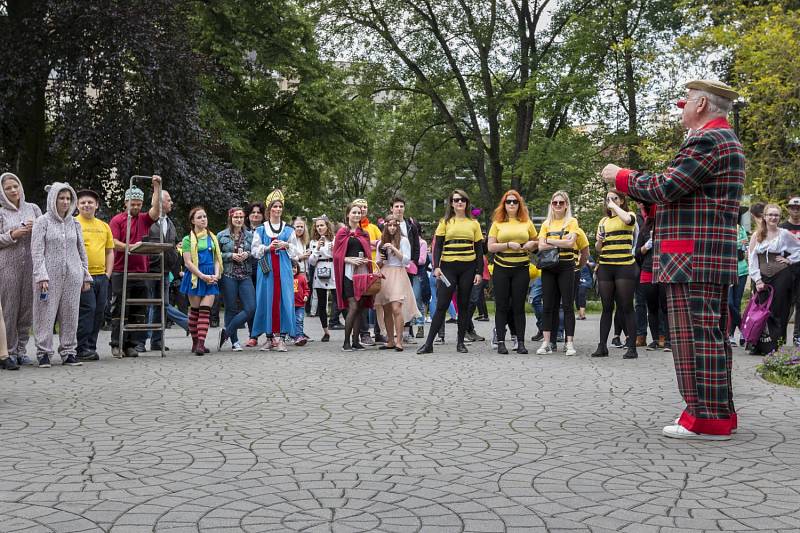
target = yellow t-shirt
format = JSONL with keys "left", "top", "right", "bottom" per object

{"left": 489, "top": 218, "right": 538, "bottom": 268}
{"left": 435, "top": 217, "right": 482, "bottom": 263}
{"left": 598, "top": 213, "right": 636, "bottom": 265}
{"left": 75, "top": 215, "right": 114, "bottom": 276}
{"left": 540, "top": 217, "right": 581, "bottom": 263}
{"left": 364, "top": 222, "right": 382, "bottom": 261}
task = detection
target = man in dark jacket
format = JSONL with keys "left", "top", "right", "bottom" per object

{"left": 146, "top": 190, "right": 188, "bottom": 351}
{"left": 602, "top": 79, "right": 745, "bottom": 441}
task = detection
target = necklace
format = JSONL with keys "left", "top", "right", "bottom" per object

{"left": 268, "top": 219, "right": 283, "bottom": 234}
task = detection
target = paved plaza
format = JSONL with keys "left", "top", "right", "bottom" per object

{"left": 1, "top": 315, "right": 799, "bottom": 532}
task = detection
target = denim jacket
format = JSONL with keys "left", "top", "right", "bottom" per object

{"left": 217, "top": 227, "right": 253, "bottom": 277}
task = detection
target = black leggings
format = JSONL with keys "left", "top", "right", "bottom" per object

{"left": 541, "top": 261, "right": 576, "bottom": 337}
{"left": 641, "top": 281, "right": 668, "bottom": 341}
{"left": 597, "top": 263, "right": 639, "bottom": 347}
{"left": 344, "top": 296, "right": 367, "bottom": 345}
{"left": 316, "top": 288, "right": 331, "bottom": 329}
{"left": 425, "top": 261, "right": 475, "bottom": 345}
{"left": 493, "top": 265, "right": 529, "bottom": 342}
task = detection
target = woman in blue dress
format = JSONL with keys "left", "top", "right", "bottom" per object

{"left": 251, "top": 190, "right": 298, "bottom": 352}
{"left": 180, "top": 206, "right": 223, "bottom": 355}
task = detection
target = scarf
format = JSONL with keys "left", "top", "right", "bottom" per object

{"left": 189, "top": 229, "right": 224, "bottom": 289}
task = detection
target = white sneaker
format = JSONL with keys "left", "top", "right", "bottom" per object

{"left": 565, "top": 342, "right": 577, "bottom": 356}
{"left": 674, "top": 417, "right": 737, "bottom": 434}
{"left": 231, "top": 342, "right": 243, "bottom": 352}
{"left": 536, "top": 342, "right": 552, "bottom": 355}
{"left": 662, "top": 424, "right": 731, "bottom": 441}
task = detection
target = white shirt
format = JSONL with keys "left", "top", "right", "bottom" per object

{"left": 748, "top": 228, "right": 800, "bottom": 282}
{"left": 251, "top": 221, "right": 300, "bottom": 259}
{"left": 379, "top": 236, "right": 411, "bottom": 268}
{"left": 308, "top": 237, "right": 335, "bottom": 290}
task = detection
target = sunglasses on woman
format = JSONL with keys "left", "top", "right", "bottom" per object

{"left": 505, "top": 199, "right": 519, "bottom": 205}
{"left": 551, "top": 200, "right": 566, "bottom": 206}
{"left": 452, "top": 197, "right": 467, "bottom": 203}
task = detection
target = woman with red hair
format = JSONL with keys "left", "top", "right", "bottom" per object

{"left": 487, "top": 190, "right": 538, "bottom": 354}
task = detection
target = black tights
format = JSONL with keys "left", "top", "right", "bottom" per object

{"left": 598, "top": 264, "right": 639, "bottom": 347}
{"left": 316, "top": 288, "right": 330, "bottom": 329}
{"left": 424, "top": 261, "right": 474, "bottom": 346}
{"left": 344, "top": 297, "right": 366, "bottom": 345}
{"left": 641, "top": 282, "right": 667, "bottom": 341}
{"left": 493, "top": 265, "right": 529, "bottom": 342}
{"left": 541, "top": 262, "right": 576, "bottom": 337}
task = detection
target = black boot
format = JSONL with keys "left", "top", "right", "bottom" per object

{"left": 497, "top": 341, "right": 508, "bottom": 354}
{"left": 623, "top": 346, "right": 639, "bottom": 359}
{"left": 590, "top": 343, "right": 609, "bottom": 357}
{"left": 416, "top": 344, "right": 433, "bottom": 354}
{"left": 456, "top": 341, "right": 468, "bottom": 353}
{"left": 516, "top": 341, "right": 528, "bottom": 354}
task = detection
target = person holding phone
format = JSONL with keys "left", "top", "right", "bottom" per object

{"left": 417, "top": 189, "right": 484, "bottom": 354}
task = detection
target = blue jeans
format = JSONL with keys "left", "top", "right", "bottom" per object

{"left": 529, "top": 277, "right": 543, "bottom": 331}
{"left": 77, "top": 274, "right": 108, "bottom": 354}
{"left": 148, "top": 276, "right": 189, "bottom": 346}
{"left": 429, "top": 273, "right": 456, "bottom": 319}
{"left": 294, "top": 307, "right": 305, "bottom": 338}
{"left": 220, "top": 275, "right": 256, "bottom": 344}
{"left": 635, "top": 283, "right": 648, "bottom": 336}
{"left": 411, "top": 274, "right": 425, "bottom": 326}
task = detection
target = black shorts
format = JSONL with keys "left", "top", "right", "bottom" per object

{"left": 596, "top": 262, "right": 639, "bottom": 282}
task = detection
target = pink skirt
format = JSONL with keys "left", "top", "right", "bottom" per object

{"left": 374, "top": 265, "right": 421, "bottom": 323}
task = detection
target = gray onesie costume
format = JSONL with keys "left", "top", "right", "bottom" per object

{"left": 31, "top": 182, "right": 91, "bottom": 360}
{"left": 0, "top": 172, "right": 42, "bottom": 357}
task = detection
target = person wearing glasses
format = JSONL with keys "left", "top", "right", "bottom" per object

{"left": 749, "top": 204, "right": 800, "bottom": 355}
{"left": 536, "top": 191, "right": 580, "bottom": 356}
{"left": 591, "top": 189, "right": 639, "bottom": 360}
{"left": 417, "top": 189, "right": 484, "bottom": 354}
{"left": 602, "top": 79, "right": 744, "bottom": 441}
{"left": 487, "top": 190, "right": 538, "bottom": 354}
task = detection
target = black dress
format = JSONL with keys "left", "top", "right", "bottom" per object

{"left": 342, "top": 236, "right": 364, "bottom": 300}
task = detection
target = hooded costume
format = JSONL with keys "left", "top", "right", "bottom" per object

{"left": 0, "top": 172, "right": 42, "bottom": 357}
{"left": 31, "top": 182, "right": 92, "bottom": 360}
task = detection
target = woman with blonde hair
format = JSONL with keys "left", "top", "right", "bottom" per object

{"left": 748, "top": 203, "right": 800, "bottom": 354}
{"left": 308, "top": 215, "right": 336, "bottom": 341}
{"left": 487, "top": 190, "right": 538, "bottom": 354}
{"left": 375, "top": 215, "right": 420, "bottom": 351}
{"left": 536, "top": 190, "right": 580, "bottom": 356}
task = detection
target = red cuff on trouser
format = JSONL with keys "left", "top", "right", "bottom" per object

{"left": 679, "top": 410, "right": 734, "bottom": 435}
{"left": 615, "top": 169, "right": 634, "bottom": 193}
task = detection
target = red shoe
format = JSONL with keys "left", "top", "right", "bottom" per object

{"left": 245, "top": 338, "right": 258, "bottom": 348}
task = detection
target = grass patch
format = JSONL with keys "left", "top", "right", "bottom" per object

{"left": 757, "top": 346, "right": 800, "bottom": 388}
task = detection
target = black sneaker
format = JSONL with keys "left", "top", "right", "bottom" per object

{"left": 646, "top": 341, "right": 659, "bottom": 351}
{"left": 374, "top": 333, "right": 387, "bottom": 344}
{"left": 663, "top": 342, "right": 672, "bottom": 352}
{"left": 465, "top": 330, "right": 485, "bottom": 342}
{"left": 446, "top": 317, "right": 458, "bottom": 324}
{"left": 1, "top": 358, "right": 19, "bottom": 370}
{"left": 352, "top": 342, "right": 366, "bottom": 351}
{"left": 38, "top": 354, "right": 52, "bottom": 368}
{"left": 623, "top": 347, "right": 639, "bottom": 359}
{"left": 610, "top": 336, "right": 623, "bottom": 348}
{"left": 77, "top": 352, "right": 100, "bottom": 362}
{"left": 329, "top": 323, "right": 344, "bottom": 330}
{"left": 475, "top": 315, "right": 490, "bottom": 322}
{"left": 124, "top": 347, "right": 139, "bottom": 358}
{"left": 341, "top": 343, "right": 353, "bottom": 352}
{"left": 435, "top": 336, "right": 445, "bottom": 344}
{"left": 531, "top": 331, "right": 544, "bottom": 342}
{"left": 63, "top": 354, "right": 83, "bottom": 366}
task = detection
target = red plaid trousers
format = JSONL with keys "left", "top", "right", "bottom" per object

{"left": 666, "top": 282, "right": 736, "bottom": 435}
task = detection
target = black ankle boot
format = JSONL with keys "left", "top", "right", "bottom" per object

{"left": 497, "top": 341, "right": 508, "bottom": 354}
{"left": 516, "top": 341, "right": 528, "bottom": 354}
{"left": 591, "top": 343, "right": 609, "bottom": 357}
{"left": 416, "top": 344, "right": 433, "bottom": 354}
{"left": 623, "top": 346, "right": 639, "bottom": 359}
{"left": 456, "top": 341, "right": 468, "bottom": 353}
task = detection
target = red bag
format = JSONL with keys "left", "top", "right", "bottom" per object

{"left": 741, "top": 285, "right": 773, "bottom": 346}
{"left": 353, "top": 266, "right": 384, "bottom": 298}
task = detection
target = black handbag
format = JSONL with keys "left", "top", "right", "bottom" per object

{"left": 534, "top": 230, "right": 564, "bottom": 270}
{"left": 259, "top": 255, "right": 271, "bottom": 275}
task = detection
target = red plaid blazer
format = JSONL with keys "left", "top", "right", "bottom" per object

{"left": 616, "top": 117, "right": 745, "bottom": 285}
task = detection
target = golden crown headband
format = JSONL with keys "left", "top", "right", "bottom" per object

{"left": 265, "top": 189, "right": 285, "bottom": 205}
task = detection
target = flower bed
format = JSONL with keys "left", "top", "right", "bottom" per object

{"left": 757, "top": 346, "right": 800, "bottom": 388}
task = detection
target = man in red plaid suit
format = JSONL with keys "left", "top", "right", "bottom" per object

{"left": 602, "top": 79, "right": 745, "bottom": 441}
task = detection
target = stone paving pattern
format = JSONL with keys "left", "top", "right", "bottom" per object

{"left": 1, "top": 316, "right": 799, "bottom": 532}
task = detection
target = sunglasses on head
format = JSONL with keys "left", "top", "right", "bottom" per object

{"left": 452, "top": 197, "right": 467, "bottom": 203}
{"left": 551, "top": 200, "right": 566, "bottom": 206}
{"left": 505, "top": 198, "right": 519, "bottom": 205}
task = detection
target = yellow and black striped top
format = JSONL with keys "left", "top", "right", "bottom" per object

{"left": 540, "top": 217, "right": 581, "bottom": 263}
{"left": 598, "top": 213, "right": 636, "bottom": 266}
{"left": 489, "top": 218, "right": 538, "bottom": 268}
{"left": 435, "top": 217, "right": 483, "bottom": 263}
{"left": 573, "top": 227, "right": 590, "bottom": 270}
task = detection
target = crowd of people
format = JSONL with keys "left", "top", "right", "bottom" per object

{"left": 3, "top": 168, "right": 795, "bottom": 373}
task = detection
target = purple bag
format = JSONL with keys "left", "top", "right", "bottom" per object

{"left": 741, "top": 285, "right": 773, "bottom": 345}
